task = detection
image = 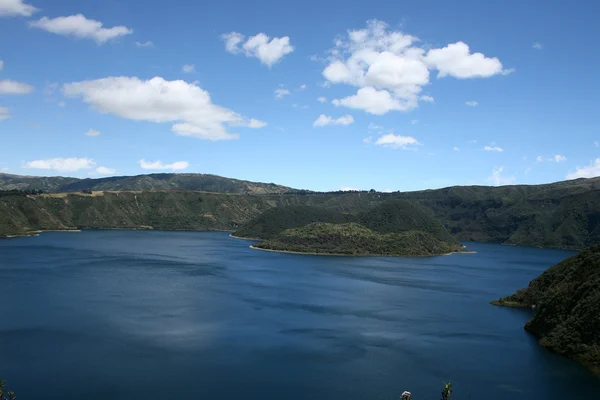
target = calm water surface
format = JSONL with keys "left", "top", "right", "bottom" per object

{"left": 1, "top": 231, "right": 598, "bottom": 399}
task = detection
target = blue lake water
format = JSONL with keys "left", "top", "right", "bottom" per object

{"left": 0, "top": 230, "right": 598, "bottom": 399}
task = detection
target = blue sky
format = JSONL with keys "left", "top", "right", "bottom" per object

{"left": 0, "top": 0, "right": 599, "bottom": 191}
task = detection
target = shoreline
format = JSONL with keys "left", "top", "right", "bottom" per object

{"left": 229, "top": 234, "right": 261, "bottom": 241}
{"left": 1, "top": 227, "right": 236, "bottom": 240}
{"left": 3, "top": 229, "right": 81, "bottom": 239}
{"left": 248, "top": 245, "right": 476, "bottom": 258}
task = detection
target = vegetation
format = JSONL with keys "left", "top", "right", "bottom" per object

{"left": 233, "top": 205, "right": 354, "bottom": 239}
{"left": 2, "top": 171, "right": 600, "bottom": 251}
{"left": 255, "top": 222, "right": 461, "bottom": 256}
{"left": 0, "top": 380, "right": 15, "bottom": 400}
{"left": 0, "top": 172, "right": 294, "bottom": 194}
{"left": 492, "top": 244, "right": 600, "bottom": 371}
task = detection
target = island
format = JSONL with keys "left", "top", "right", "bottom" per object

{"left": 492, "top": 244, "right": 600, "bottom": 373}
{"left": 236, "top": 200, "right": 465, "bottom": 257}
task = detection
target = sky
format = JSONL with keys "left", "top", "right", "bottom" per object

{"left": 0, "top": 0, "right": 599, "bottom": 192}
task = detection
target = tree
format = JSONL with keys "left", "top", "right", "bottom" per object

{"left": 0, "top": 380, "right": 16, "bottom": 400}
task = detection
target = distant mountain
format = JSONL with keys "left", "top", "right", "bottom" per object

{"left": 0, "top": 172, "right": 295, "bottom": 194}
{"left": 492, "top": 244, "right": 600, "bottom": 373}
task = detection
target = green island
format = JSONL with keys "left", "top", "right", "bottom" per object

{"left": 492, "top": 244, "right": 600, "bottom": 372}
{"left": 253, "top": 222, "right": 462, "bottom": 256}
{"left": 243, "top": 199, "right": 463, "bottom": 256}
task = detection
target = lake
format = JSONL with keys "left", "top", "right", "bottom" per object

{"left": 1, "top": 231, "right": 598, "bottom": 399}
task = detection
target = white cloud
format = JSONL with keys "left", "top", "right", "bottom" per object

{"left": 222, "top": 32, "right": 245, "bottom": 52}
{"left": 453, "top": 146, "right": 460, "bottom": 151}
{"left": 374, "top": 133, "right": 420, "bottom": 149}
{"left": 368, "top": 122, "right": 383, "bottom": 130}
{"left": 484, "top": 146, "right": 503, "bottom": 152}
{"left": 333, "top": 87, "right": 411, "bottom": 115}
{"left": 182, "top": 64, "right": 195, "bottom": 73}
{"left": 24, "top": 157, "right": 96, "bottom": 172}
{"left": 58, "top": 101, "right": 65, "bottom": 107}
{"left": 274, "top": 88, "right": 290, "bottom": 99}
{"left": 247, "top": 118, "right": 268, "bottom": 128}
{"left": 426, "top": 41, "right": 505, "bottom": 79}
{"left": 411, "top": 119, "right": 419, "bottom": 124}
{"left": 85, "top": 129, "right": 100, "bottom": 136}
{"left": 135, "top": 41, "right": 154, "bottom": 48}
{"left": 465, "top": 100, "right": 478, "bottom": 107}
{"left": 340, "top": 186, "right": 360, "bottom": 191}
{"left": 63, "top": 76, "right": 265, "bottom": 141}
{"left": 488, "top": 166, "right": 515, "bottom": 186}
{"left": 0, "top": 80, "right": 34, "bottom": 94}
{"left": 317, "top": 96, "right": 327, "bottom": 103}
{"left": 501, "top": 68, "right": 516, "bottom": 76}
{"left": 566, "top": 159, "right": 600, "bottom": 179}
{"left": 313, "top": 114, "right": 354, "bottom": 127}
{"left": 222, "top": 32, "right": 294, "bottom": 67}
{"left": 0, "top": 60, "right": 3, "bottom": 71}
{"left": 0, "top": 106, "right": 10, "bottom": 120}
{"left": 533, "top": 42, "right": 543, "bottom": 50}
{"left": 29, "top": 14, "right": 133, "bottom": 44}
{"left": 363, "top": 136, "right": 372, "bottom": 143}
{"left": 0, "top": 0, "right": 37, "bottom": 17}
{"left": 139, "top": 159, "right": 189, "bottom": 171}
{"left": 322, "top": 20, "right": 508, "bottom": 115}
{"left": 299, "top": 84, "right": 307, "bottom": 90}
{"left": 537, "top": 154, "right": 567, "bottom": 163}
{"left": 420, "top": 95, "right": 434, "bottom": 102}
{"left": 95, "top": 166, "right": 115, "bottom": 175}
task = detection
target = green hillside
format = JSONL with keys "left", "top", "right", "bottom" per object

{"left": 0, "top": 172, "right": 294, "bottom": 194}
{"left": 232, "top": 205, "right": 354, "bottom": 239}
{"left": 255, "top": 222, "right": 462, "bottom": 256}
{"left": 3, "top": 174, "right": 600, "bottom": 251}
{"left": 492, "top": 244, "right": 600, "bottom": 371}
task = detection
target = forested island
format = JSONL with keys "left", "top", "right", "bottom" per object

{"left": 492, "top": 244, "right": 600, "bottom": 373}
{"left": 240, "top": 200, "right": 463, "bottom": 256}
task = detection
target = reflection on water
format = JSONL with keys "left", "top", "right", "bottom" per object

{"left": 0, "top": 231, "right": 598, "bottom": 400}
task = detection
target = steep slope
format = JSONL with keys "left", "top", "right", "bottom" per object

{"left": 401, "top": 178, "right": 600, "bottom": 249}
{"left": 492, "top": 245, "right": 600, "bottom": 371}
{"left": 254, "top": 222, "right": 462, "bottom": 256}
{"left": 233, "top": 205, "right": 354, "bottom": 239}
{"left": 3, "top": 176, "right": 600, "bottom": 250}
{"left": 0, "top": 172, "right": 294, "bottom": 194}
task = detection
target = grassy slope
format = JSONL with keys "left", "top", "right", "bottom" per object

{"left": 492, "top": 244, "right": 600, "bottom": 370}
{"left": 255, "top": 222, "right": 461, "bottom": 256}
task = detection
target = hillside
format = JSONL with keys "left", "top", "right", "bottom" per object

{"left": 234, "top": 199, "right": 455, "bottom": 241}
{"left": 2, "top": 175, "right": 600, "bottom": 250}
{"left": 233, "top": 205, "right": 354, "bottom": 239}
{"left": 254, "top": 222, "right": 462, "bottom": 256}
{"left": 492, "top": 245, "right": 600, "bottom": 372}
{"left": 0, "top": 172, "right": 294, "bottom": 194}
